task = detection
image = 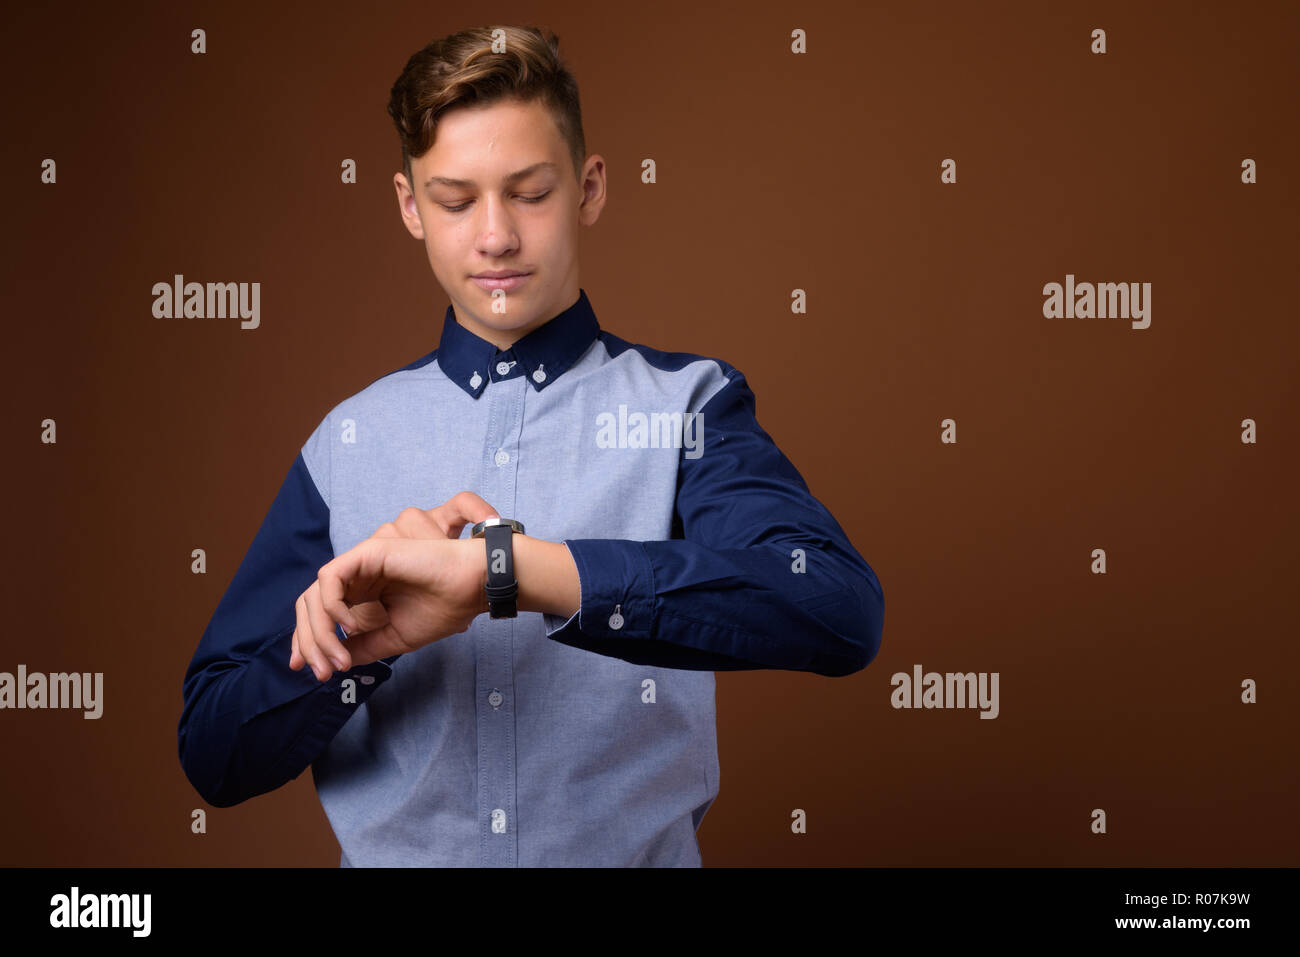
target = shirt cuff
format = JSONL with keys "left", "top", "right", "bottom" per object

{"left": 239, "top": 622, "right": 396, "bottom": 722}
{"left": 543, "top": 538, "right": 656, "bottom": 641}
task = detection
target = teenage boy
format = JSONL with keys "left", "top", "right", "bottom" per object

{"left": 179, "top": 25, "right": 884, "bottom": 867}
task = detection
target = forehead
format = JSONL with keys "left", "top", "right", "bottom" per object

{"left": 417, "top": 98, "right": 566, "bottom": 183}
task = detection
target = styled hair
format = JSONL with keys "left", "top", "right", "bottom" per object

{"left": 386, "top": 25, "right": 586, "bottom": 190}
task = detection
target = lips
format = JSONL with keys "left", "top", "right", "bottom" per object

{"left": 471, "top": 272, "right": 531, "bottom": 292}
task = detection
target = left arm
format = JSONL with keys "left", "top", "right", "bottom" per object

{"left": 524, "top": 368, "right": 884, "bottom": 677}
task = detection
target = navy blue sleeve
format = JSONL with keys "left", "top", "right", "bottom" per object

{"left": 543, "top": 368, "right": 884, "bottom": 676}
{"left": 177, "top": 445, "right": 397, "bottom": 808}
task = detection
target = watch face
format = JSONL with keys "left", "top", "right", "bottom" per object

{"left": 472, "top": 518, "right": 525, "bottom": 537}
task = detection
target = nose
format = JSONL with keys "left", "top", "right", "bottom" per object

{"left": 475, "top": 195, "right": 518, "bottom": 256}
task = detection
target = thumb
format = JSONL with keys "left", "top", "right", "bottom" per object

{"left": 435, "top": 490, "right": 500, "bottom": 539}
{"left": 345, "top": 600, "right": 390, "bottom": 634}
{"left": 340, "top": 619, "right": 404, "bottom": 668}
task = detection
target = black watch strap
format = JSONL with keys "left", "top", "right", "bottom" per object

{"left": 473, "top": 518, "right": 525, "bottom": 619}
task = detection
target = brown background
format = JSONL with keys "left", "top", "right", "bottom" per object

{"left": 2, "top": 0, "right": 1296, "bottom": 866}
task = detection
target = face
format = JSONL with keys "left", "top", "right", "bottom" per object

{"left": 394, "top": 96, "right": 606, "bottom": 351}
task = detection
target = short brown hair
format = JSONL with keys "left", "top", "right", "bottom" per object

{"left": 387, "top": 25, "right": 586, "bottom": 190}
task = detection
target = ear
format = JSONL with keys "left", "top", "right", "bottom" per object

{"left": 394, "top": 172, "right": 426, "bottom": 240}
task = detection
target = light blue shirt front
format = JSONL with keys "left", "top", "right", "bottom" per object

{"left": 178, "top": 287, "right": 884, "bottom": 866}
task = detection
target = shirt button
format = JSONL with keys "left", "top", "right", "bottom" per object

{"left": 496, "top": 361, "right": 511, "bottom": 376}
{"left": 469, "top": 371, "right": 482, "bottom": 389}
{"left": 488, "top": 689, "right": 503, "bottom": 708}
{"left": 491, "top": 809, "right": 507, "bottom": 834}
{"left": 609, "top": 604, "right": 624, "bottom": 630}
{"left": 359, "top": 675, "right": 375, "bottom": 685}
{"left": 494, "top": 449, "right": 510, "bottom": 466}
{"left": 532, "top": 367, "right": 547, "bottom": 383}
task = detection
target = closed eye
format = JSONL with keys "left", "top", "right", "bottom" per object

{"left": 439, "top": 191, "right": 551, "bottom": 213}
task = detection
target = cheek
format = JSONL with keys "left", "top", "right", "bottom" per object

{"left": 425, "top": 232, "right": 462, "bottom": 264}
{"left": 535, "top": 218, "right": 571, "bottom": 253}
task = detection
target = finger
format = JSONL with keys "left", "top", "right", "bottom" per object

{"left": 296, "top": 591, "right": 330, "bottom": 683}
{"left": 320, "top": 540, "right": 386, "bottom": 607}
{"left": 307, "top": 579, "right": 351, "bottom": 675}
{"left": 291, "top": 590, "right": 313, "bottom": 672}
{"left": 317, "top": 540, "right": 392, "bottom": 660}
{"left": 319, "top": 555, "right": 363, "bottom": 637}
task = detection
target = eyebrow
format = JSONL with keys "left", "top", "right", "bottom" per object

{"left": 425, "top": 161, "right": 558, "bottom": 190}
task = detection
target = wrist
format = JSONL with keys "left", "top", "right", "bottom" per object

{"left": 513, "top": 535, "right": 580, "bottom": 619}
{"left": 470, "top": 537, "right": 490, "bottom": 618}
{"left": 466, "top": 531, "right": 581, "bottom": 621}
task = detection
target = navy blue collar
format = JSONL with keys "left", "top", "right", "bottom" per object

{"left": 437, "top": 288, "right": 600, "bottom": 398}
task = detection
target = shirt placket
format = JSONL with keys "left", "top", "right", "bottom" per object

{"left": 476, "top": 355, "right": 525, "bottom": 866}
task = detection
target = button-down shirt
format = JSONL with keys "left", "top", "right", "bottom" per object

{"left": 178, "top": 288, "right": 884, "bottom": 866}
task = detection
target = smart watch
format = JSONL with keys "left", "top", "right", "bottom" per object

{"left": 470, "top": 518, "right": 525, "bottom": 618}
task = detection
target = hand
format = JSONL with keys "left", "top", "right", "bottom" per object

{"left": 315, "top": 537, "right": 487, "bottom": 670}
{"left": 290, "top": 492, "right": 498, "bottom": 681}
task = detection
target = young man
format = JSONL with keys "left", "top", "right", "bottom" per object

{"left": 178, "top": 25, "right": 884, "bottom": 867}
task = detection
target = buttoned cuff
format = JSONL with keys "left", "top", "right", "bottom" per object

{"left": 241, "top": 622, "right": 397, "bottom": 722}
{"left": 542, "top": 539, "right": 656, "bottom": 641}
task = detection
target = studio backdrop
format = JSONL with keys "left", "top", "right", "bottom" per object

{"left": 2, "top": 0, "right": 1296, "bottom": 866}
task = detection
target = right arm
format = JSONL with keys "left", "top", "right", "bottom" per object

{"left": 177, "top": 445, "right": 397, "bottom": 808}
